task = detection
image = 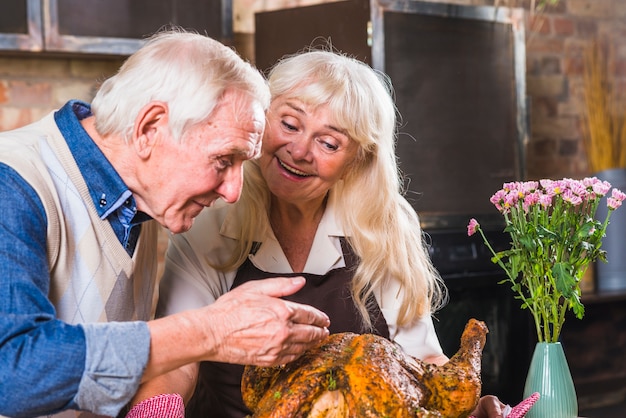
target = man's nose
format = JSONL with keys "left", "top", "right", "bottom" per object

{"left": 217, "top": 167, "right": 244, "bottom": 203}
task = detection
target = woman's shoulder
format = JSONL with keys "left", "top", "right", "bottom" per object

{"left": 172, "top": 200, "right": 235, "bottom": 251}
{"left": 162, "top": 200, "right": 241, "bottom": 294}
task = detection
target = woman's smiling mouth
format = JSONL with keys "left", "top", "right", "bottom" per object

{"left": 277, "top": 158, "right": 314, "bottom": 177}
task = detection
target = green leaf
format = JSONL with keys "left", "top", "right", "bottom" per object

{"left": 571, "top": 299, "right": 585, "bottom": 319}
{"left": 576, "top": 222, "right": 595, "bottom": 239}
{"left": 537, "top": 225, "right": 558, "bottom": 240}
{"left": 553, "top": 262, "right": 575, "bottom": 299}
{"left": 519, "top": 235, "right": 537, "bottom": 251}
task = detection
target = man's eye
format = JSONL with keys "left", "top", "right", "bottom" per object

{"left": 216, "top": 157, "right": 232, "bottom": 169}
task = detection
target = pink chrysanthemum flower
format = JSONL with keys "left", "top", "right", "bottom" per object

{"left": 504, "top": 191, "right": 519, "bottom": 207}
{"left": 608, "top": 197, "right": 623, "bottom": 210}
{"left": 568, "top": 180, "right": 587, "bottom": 199}
{"left": 582, "top": 177, "right": 597, "bottom": 188}
{"left": 490, "top": 190, "right": 507, "bottom": 212}
{"left": 612, "top": 188, "right": 626, "bottom": 202}
{"left": 539, "top": 179, "right": 554, "bottom": 189}
{"left": 523, "top": 191, "right": 540, "bottom": 212}
{"left": 467, "top": 218, "right": 479, "bottom": 236}
{"left": 562, "top": 189, "right": 583, "bottom": 206}
{"left": 592, "top": 180, "right": 612, "bottom": 197}
{"left": 503, "top": 182, "right": 518, "bottom": 192}
{"left": 538, "top": 193, "right": 552, "bottom": 208}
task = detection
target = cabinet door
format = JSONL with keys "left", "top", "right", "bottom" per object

{"left": 0, "top": 0, "right": 43, "bottom": 52}
{"left": 254, "top": 0, "right": 369, "bottom": 73}
{"left": 370, "top": 2, "right": 527, "bottom": 229}
{"left": 43, "top": 0, "right": 232, "bottom": 55}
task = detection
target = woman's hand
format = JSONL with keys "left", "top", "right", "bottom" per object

{"left": 470, "top": 395, "right": 508, "bottom": 418}
{"left": 470, "top": 393, "right": 540, "bottom": 418}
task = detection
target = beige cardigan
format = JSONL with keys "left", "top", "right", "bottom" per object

{"left": 0, "top": 112, "right": 161, "bottom": 418}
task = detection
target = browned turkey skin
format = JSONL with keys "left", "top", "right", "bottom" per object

{"left": 242, "top": 318, "right": 488, "bottom": 418}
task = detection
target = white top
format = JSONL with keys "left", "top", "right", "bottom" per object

{"left": 158, "top": 192, "right": 443, "bottom": 359}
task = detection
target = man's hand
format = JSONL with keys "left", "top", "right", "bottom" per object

{"left": 204, "top": 276, "right": 331, "bottom": 366}
{"left": 144, "top": 277, "right": 330, "bottom": 382}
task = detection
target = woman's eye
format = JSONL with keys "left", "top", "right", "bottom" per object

{"left": 319, "top": 138, "right": 339, "bottom": 151}
{"left": 281, "top": 120, "right": 297, "bottom": 131}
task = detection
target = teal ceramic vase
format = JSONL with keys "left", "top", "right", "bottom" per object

{"left": 523, "top": 342, "right": 578, "bottom": 418}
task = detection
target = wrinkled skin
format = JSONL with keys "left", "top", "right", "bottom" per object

{"left": 242, "top": 319, "right": 488, "bottom": 418}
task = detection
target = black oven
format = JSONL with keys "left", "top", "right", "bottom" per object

{"left": 428, "top": 228, "right": 534, "bottom": 405}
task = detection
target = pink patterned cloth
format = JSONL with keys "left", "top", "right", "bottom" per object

{"left": 469, "top": 392, "right": 540, "bottom": 418}
{"left": 123, "top": 391, "right": 539, "bottom": 418}
{"left": 125, "top": 393, "right": 184, "bottom": 418}
{"left": 506, "top": 392, "right": 540, "bottom": 418}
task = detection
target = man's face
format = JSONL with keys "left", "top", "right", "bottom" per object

{"left": 139, "top": 89, "right": 265, "bottom": 233}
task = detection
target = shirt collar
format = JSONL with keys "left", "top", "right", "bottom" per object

{"left": 53, "top": 100, "right": 137, "bottom": 220}
{"left": 220, "top": 190, "right": 347, "bottom": 274}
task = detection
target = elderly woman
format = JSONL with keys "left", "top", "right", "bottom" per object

{"left": 128, "top": 50, "right": 515, "bottom": 418}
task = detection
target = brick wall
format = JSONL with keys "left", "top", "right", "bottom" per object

{"left": 520, "top": 0, "right": 626, "bottom": 179}
{"left": 0, "top": 56, "right": 123, "bottom": 130}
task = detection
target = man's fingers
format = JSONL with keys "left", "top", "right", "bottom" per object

{"left": 288, "top": 320, "right": 330, "bottom": 345}
{"left": 287, "top": 301, "right": 331, "bottom": 329}
{"left": 256, "top": 330, "right": 329, "bottom": 367}
{"left": 236, "top": 277, "right": 331, "bottom": 328}
{"left": 212, "top": 277, "right": 331, "bottom": 367}
{"left": 237, "top": 276, "right": 307, "bottom": 298}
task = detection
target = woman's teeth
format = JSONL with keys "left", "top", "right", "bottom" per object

{"left": 278, "top": 159, "right": 312, "bottom": 177}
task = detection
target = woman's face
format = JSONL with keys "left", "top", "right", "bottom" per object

{"left": 258, "top": 96, "right": 359, "bottom": 205}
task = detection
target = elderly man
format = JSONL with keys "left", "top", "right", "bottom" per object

{"left": 0, "top": 30, "right": 329, "bottom": 418}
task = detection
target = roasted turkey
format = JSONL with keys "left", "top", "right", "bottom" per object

{"left": 242, "top": 318, "right": 488, "bottom": 418}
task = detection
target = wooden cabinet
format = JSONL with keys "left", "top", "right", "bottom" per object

{"left": 254, "top": 0, "right": 371, "bottom": 71}
{"left": 0, "top": 0, "right": 42, "bottom": 52}
{"left": 0, "top": 0, "right": 231, "bottom": 56}
{"left": 563, "top": 291, "right": 626, "bottom": 412}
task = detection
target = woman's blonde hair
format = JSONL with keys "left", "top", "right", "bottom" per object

{"left": 222, "top": 49, "right": 446, "bottom": 329}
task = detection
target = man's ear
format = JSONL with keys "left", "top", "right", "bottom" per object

{"left": 133, "top": 101, "right": 169, "bottom": 159}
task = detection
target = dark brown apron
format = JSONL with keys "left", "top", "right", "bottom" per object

{"left": 186, "top": 238, "right": 389, "bottom": 418}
